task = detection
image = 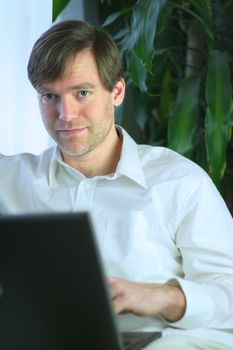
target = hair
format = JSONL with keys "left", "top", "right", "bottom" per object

{"left": 27, "top": 20, "right": 123, "bottom": 92}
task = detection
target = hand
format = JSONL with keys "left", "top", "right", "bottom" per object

{"left": 108, "top": 276, "right": 186, "bottom": 322}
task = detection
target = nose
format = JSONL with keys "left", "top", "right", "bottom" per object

{"left": 58, "top": 95, "right": 79, "bottom": 122}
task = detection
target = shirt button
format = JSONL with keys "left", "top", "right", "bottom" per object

{"left": 81, "top": 181, "right": 90, "bottom": 189}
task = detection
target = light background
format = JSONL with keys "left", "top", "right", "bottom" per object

{"left": 0, "top": 0, "right": 98, "bottom": 155}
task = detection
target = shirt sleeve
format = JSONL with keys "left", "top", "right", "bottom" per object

{"left": 165, "top": 173, "right": 233, "bottom": 329}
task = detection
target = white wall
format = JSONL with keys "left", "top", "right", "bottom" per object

{"left": 0, "top": 0, "right": 52, "bottom": 155}
{"left": 0, "top": 0, "right": 98, "bottom": 155}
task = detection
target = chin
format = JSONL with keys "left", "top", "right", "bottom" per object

{"left": 61, "top": 146, "right": 89, "bottom": 158}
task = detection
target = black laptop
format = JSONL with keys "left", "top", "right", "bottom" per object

{"left": 0, "top": 212, "right": 161, "bottom": 350}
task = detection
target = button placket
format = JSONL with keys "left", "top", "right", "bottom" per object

{"left": 73, "top": 179, "right": 96, "bottom": 211}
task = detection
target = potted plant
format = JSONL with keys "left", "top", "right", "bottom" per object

{"left": 98, "top": 0, "right": 233, "bottom": 213}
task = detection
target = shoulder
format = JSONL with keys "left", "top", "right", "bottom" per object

{"left": 138, "top": 144, "right": 207, "bottom": 179}
{"left": 120, "top": 126, "right": 210, "bottom": 187}
{"left": 136, "top": 144, "right": 215, "bottom": 198}
{"left": 136, "top": 145, "right": 229, "bottom": 216}
{"left": 0, "top": 147, "right": 56, "bottom": 172}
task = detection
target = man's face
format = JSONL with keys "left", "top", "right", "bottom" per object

{"left": 37, "top": 49, "right": 125, "bottom": 164}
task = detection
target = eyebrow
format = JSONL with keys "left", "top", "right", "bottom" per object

{"left": 72, "top": 83, "right": 96, "bottom": 90}
{"left": 37, "top": 82, "right": 96, "bottom": 95}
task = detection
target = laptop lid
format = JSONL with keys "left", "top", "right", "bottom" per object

{"left": 0, "top": 212, "right": 124, "bottom": 350}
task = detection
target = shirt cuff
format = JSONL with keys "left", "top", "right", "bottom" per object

{"left": 163, "top": 277, "right": 215, "bottom": 329}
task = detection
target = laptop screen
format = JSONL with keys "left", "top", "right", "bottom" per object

{"left": 0, "top": 212, "right": 124, "bottom": 350}
{"left": 0, "top": 212, "right": 161, "bottom": 350}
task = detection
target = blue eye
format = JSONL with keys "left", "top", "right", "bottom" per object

{"left": 45, "top": 93, "right": 55, "bottom": 99}
{"left": 44, "top": 93, "right": 56, "bottom": 100}
{"left": 40, "top": 93, "right": 57, "bottom": 105}
{"left": 79, "top": 90, "right": 89, "bottom": 97}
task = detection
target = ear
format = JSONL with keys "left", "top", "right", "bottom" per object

{"left": 112, "top": 78, "right": 126, "bottom": 107}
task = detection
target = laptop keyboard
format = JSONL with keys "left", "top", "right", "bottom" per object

{"left": 122, "top": 331, "right": 161, "bottom": 350}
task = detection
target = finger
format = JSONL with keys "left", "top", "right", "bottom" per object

{"left": 108, "top": 276, "right": 126, "bottom": 299}
{"left": 108, "top": 277, "right": 119, "bottom": 298}
{"left": 112, "top": 294, "right": 130, "bottom": 314}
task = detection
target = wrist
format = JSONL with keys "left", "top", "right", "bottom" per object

{"left": 160, "top": 284, "right": 186, "bottom": 322}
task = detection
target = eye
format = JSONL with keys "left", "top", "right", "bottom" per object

{"left": 79, "top": 90, "right": 90, "bottom": 98}
{"left": 40, "top": 93, "right": 58, "bottom": 105}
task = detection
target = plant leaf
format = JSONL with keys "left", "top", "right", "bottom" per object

{"left": 205, "top": 50, "right": 233, "bottom": 184}
{"left": 168, "top": 75, "right": 200, "bottom": 157}
{"left": 52, "top": 0, "right": 70, "bottom": 21}
{"left": 101, "top": 11, "right": 123, "bottom": 27}
{"left": 134, "top": 93, "right": 149, "bottom": 130}
{"left": 125, "top": 50, "right": 147, "bottom": 92}
{"left": 127, "top": 0, "right": 168, "bottom": 71}
{"left": 159, "top": 69, "right": 174, "bottom": 123}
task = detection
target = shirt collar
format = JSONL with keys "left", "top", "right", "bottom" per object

{"left": 48, "top": 126, "right": 147, "bottom": 189}
{"left": 48, "top": 147, "right": 61, "bottom": 188}
{"left": 114, "top": 126, "right": 147, "bottom": 189}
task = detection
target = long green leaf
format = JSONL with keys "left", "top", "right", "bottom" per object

{"left": 159, "top": 69, "right": 174, "bottom": 121}
{"left": 127, "top": 0, "right": 168, "bottom": 71}
{"left": 168, "top": 75, "right": 200, "bottom": 157}
{"left": 205, "top": 50, "right": 233, "bottom": 184}
{"left": 52, "top": 0, "right": 70, "bottom": 21}
{"left": 125, "top": 50, "right": 147, "bottom": 92}
{"left": 101, "top": 11, "right": 123, "bottom": 27}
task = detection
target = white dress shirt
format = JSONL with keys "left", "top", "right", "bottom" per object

{"left": 0, "top": 126, "right": 233, "bottom": 345}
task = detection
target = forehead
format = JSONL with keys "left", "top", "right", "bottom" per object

{"left": 62, "top": 49, "right": 100, "bottom": 82}
{"left": 39, "top": 49, "right": 103, "bottom": 93}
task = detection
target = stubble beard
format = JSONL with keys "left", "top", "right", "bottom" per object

{"left": 57, "top": 117, "right": 114, "bottom": 160}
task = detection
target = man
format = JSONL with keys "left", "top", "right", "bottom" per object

{"left": 1, "top": 20, "right": 233, "bottom": 349}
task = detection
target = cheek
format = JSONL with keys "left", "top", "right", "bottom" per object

{"left": 39, "top": 107, "right": 56, "bottom": 130}
{"left": 81, "top": 102, "right": 102, "bottom": 120}
{"left": 92, "top": 95, "right": 114, "bottom": 119}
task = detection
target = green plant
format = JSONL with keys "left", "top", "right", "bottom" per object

{"left": 52, "top": 0, "right": 233, "bottom": 213}
{"left": 98, "top": 0, "right": 233, "bottom": 213}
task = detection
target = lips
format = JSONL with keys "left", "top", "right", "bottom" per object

{"left": 58, "top": 127, "right": 87, "bottom": 136}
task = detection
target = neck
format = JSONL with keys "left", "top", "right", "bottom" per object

{"left": 62, "top": 127, "right": 122, "bottom": 178}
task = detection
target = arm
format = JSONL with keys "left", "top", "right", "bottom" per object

{"left": 109, "top": 173, "right": 233, "bottom": 329}
{"left": 108, "top": 276, "right": 186, "bottom": 322}
{"left": 171, "top": 174, "right": 233, "bottom": 329}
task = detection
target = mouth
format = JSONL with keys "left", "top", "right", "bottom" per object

{"left": 57, "top": 127, "right": 87, "bottom": 136}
